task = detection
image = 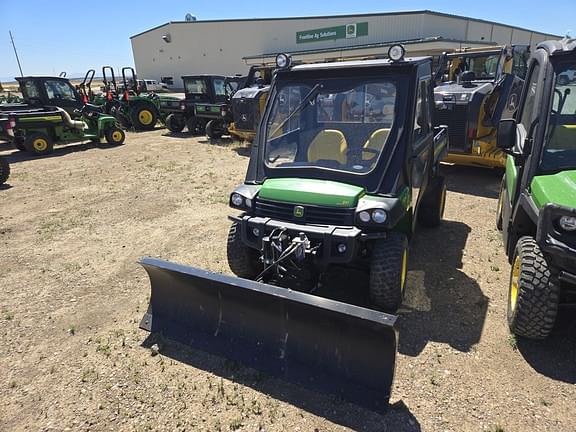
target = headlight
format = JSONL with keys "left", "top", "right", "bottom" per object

{"left": 359, "top": 211, "right": 371, "bottom": 223}
{"left": 559, "top": 215, "right": 576, "bottom": 231}
{"left": 388, "top": 44, "right": 405, "bottom": 62}
{"left": 372, "top": 209, "right": 387, "bottom": 223}
{"left": 275, "top": 53, "right": 291, "bottom": 69}
{"left": 231, "top": 193, "right": 244, "bottom": 207}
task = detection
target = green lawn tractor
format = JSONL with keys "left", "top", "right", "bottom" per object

{"left": 496, "top": 38, "right": 576, "bottom": 339}
{"left": 194, "top": 66, "right": 273, "bottom": 140}
{"left": 93, "top": 66, "right": 161, "bottom": 131}
{"left": 138, "top": 46, "right": 449, "bottom": 411}
{"left": 0, "top": 156, "right": 9, "bottom": 185}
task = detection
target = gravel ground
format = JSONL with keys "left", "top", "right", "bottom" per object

{"left": 0, "top": 129, "right": 574, "bottom": 432}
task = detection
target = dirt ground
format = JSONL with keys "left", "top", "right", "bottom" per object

{"left": 0, "top": 129, "right": 574, "bottom": 432}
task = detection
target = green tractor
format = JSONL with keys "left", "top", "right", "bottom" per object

{"left": 0, "top": 76, "right": 124, "bottom": 155}
{"left": 496, "top": 38, "right": 576, "bottom": 339}
{"left": 137, "top": 46, "right": 448, "bottom": 411}
{"left": 93, "top": 66, "right": 161, "bottom": 131}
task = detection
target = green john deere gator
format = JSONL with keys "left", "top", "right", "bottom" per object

{"left": 496, "top": 38, "right": 576, "bottom": 339}
{"left": 138, "top": 46, "right": 449, "bottom": 411}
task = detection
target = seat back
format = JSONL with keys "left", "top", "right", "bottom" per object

{"left": 362, "top": 128, "right": 390, "bottom": 161}
{"left": 548, "top": 124, "right": 576, "bottom": 151}
{"left": 307, "top": 129, "right": 348, "bottom": 165}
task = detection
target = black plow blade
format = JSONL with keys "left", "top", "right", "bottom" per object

{"left": 139, "top": 257, "right": 398, "bottom": 412}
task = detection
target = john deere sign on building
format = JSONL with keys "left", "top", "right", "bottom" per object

{"left": 296, "top": 22, "right": 368, "bottom": 43}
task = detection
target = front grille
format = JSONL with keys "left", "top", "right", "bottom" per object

{"left": 435, "top": 104, "right": 468, "bottom": 152}
{"left": 232, "top": 99, "right": 257, "bottom": 131}
{"left": 255, "top": 198, "right": 355, "bottom": 226}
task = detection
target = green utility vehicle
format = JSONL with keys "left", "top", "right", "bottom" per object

{"left": 137, "top": 47, "right": 448, "bottom": 411}
{"left": 496, "top": 38, "right": 576, "bottom": 339}
{"left": 163, "top": 74, "right": 239, "bottom": 134}
{"left": 194, "top": 66, "right": 273, "bottom": 139}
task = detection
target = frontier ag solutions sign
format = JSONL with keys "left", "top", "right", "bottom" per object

{"left": 296, "top": 22, "right": 368, "bottom": 44}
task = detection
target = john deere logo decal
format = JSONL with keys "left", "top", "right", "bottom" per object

{"left": 294, "top": 206, "right": 305, "bottom": 218}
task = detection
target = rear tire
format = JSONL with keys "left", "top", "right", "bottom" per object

{"left": 369, "top": 232, "right": 409, "bottom": 311}
{"left": 418, "top": 176, "right": 446, "bottom": 228}
{"left": 132, "top": 104, "right": 157, "bottom": 131}
{"left": 0, "top": 157, "right": 10, "bottom": 185}
{"left": 24, "top": 132, "right": 54, "bottom": 156}
{"left": 165, "top": 114, "right": 185, "bottom": 133}
{"left": 186, "top": 116, "right": 206, "bottom": 135}
{"left": 105, "top": 127, "right": 126, "bottom": 146}
{"left": 227, "top": 222, "right": 261, "bottom": 279}
{"left": 507, "top": 236, "right": 559, "bottom": 340}
{"left": 206, "top": 119, "right": 225, "bottom": 139}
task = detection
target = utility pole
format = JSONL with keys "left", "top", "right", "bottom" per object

{"left": 9, "top": 31, "right": 24, "bottom": 77}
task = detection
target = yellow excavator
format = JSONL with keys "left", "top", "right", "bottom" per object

{"left": 434, "top": 45, "right": 530, "bottom": 168}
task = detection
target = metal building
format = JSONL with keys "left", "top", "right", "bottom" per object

{"left": 130, "top": 10, "right": 558, "bottom": 88}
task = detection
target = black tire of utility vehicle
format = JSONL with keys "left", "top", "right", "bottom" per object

{"left": 369, "top": 232, "right": 409, "bottom": 311}
{"left": 0, "top": 157, "right": 10, "bottom": 185}
{"left": 165, "top": 114, "right": 185, "bottom": 133}
{"left": 186, "top": 116, "right": 206, "bottom": 135}
{"left": 418, "top": 176, "right": 447, "bottom": 228}
{"left": 14, "top": 139, "right": 26, "bottom": 152}
{"left": 206, "top": 120, "right": 225, "bottom": 139}
{"left": 507, "top": 236, "right": 559, "bottom": 340}
{"left": 227, "top": 222, "right": 261, "bottom": 279}
{"left": 496, "top": 177, "right": 505, "bottom": 231}
{"left": 131, "top": 104, "right": 157, "bottom": 131}
{"left": 24, "top": 132, "right": 54, "bottom": 156}
{"left": 105, "top": 127, "right": 126, "bottom": 146}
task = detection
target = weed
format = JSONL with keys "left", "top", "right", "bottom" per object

{"left": 490, "top": 265, "right": 500, "bottom": 272}
{"left": 229, "top": 418, "right": 242, "bottom": 431}
{"left": 540, "top": 398, "right": 552, "bottom": 407}
{"left": 490, "top": 425, "right": 505, "bottom": 432}
{"left": 3, "top": 310, "right": 13, "bottom": 320}
{"left": 508, "top": 334, "right": 518, "bottom": 351}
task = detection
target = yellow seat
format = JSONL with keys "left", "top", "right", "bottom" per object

{"left": 307, "top": 130, "right": 348, "bottom": 165}
{"left": 548, "top": 125, "right": 576, "bottom": 150}
{"left": 362, "top": 128, "right": 390, "bottom": 161}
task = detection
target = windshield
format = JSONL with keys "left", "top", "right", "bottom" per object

{"left": 184, "top": 78, "right": 209, "bottom": 95}
{"left": 541, "top": 61, "right": 576, "bottom": 171}
{"left": 450, "top": 54, "right": 500, "bottom": 81}
{"left": 264, "top": 77, "right": 403, "bottom": 174}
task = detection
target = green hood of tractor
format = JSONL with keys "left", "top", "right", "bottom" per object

{"left": 531, "top": 170, "right": 576, "bottom": 209}
{"left": 258, "top": 178, "right": 365, "bottom": 208}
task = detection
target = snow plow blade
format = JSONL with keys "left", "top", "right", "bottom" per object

{"left": 139, "top": 257, "right": 398, "bottom": 411}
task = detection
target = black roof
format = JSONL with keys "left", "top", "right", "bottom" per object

{"left": 287, "top": 56, "right": 429, "bottom": 72}
{"left": 181, "top": 74, "right": 226, "bottom": 80}
{"left": 16, "top": 76, "right": 69, "bottom": 81}
{"left": 537, "top": 38, "right": 576, "bottom": 56}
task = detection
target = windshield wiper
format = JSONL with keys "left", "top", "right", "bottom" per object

{"left": 268, "top": 83, "right": 322, "bottom": 138}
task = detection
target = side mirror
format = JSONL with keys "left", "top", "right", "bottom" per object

{"left": 497, "top": 119, "right": 517, "bottom": 151}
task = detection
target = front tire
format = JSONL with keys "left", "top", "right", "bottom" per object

{"left": 418, "top": 176, "right": 447, "bottom": 228}
{"left": 369, "top": 232, "right": 409, "bottom": 311}
{"left": 227, "top": 222, "right": 261, "bottom": 279}
{"left": 24, "top": 132, "right": 54, "bottom": 156}
{"left": 165, "top": 114, "right": 185, "bottom": 133}
{"left": 206, "top": 119, "right": 225, "bottom": 139}
{"left": 507, "top": 236, "right": 559, "bottom": 339}
{"left": 105, "top": 127, "right": 126, "bottom": 146}
{"left": 0, "top": 157, "right": 10, "bottom": 185}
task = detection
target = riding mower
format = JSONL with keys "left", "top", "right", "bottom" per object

{"left": 496, "top": 38, "right": 576, "bottom": 340}
{"left": 93, "top": 66, "right": 161, "bottom": 131}
{"left": 434, "top": 45, "right": 531, "bottom": 168}
{"left": 194, "top": 66, "right": 274, "bottom": 140}
{"left": 138, "top": 46, "right": 449, "bottom": 411}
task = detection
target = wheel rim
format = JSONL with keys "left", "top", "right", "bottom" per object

{"left": 401, "top": 249, "right": 408, "bottom": 291}
{"left": 510, "top": 255, "right": 521, "bottom": 313}
{"left": 138, "top": 109, "right": 153, "bottom": 125}
{"left": 112, "top": 131, "right": 123, "bottom": 142}
{"left": 33, "top": 138, "right": 48, "bottom": 152}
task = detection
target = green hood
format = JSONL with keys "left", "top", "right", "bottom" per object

{"left": 531, "top": 170, "right": 576, "bottom": 209}
{"left": 258, "top": 178, "right": 365, "bottom": 208}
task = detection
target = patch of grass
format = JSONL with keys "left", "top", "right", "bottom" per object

{"left": 95, "top": 337, "right": 112, "bottom": 357}
{"left": 489, "top": 425, "right": 505, "bottom": 432}
{"left": 540, "top": 397, "right": 552, "bottom": 407}
{"left": 229, "top": 418, "right": 243, "bottom": 431}
{"left": 2, "top": 309, "right": 13, "bottom": 320}
{"left": 490, "top": 265, "right": 500, "bottom": 272}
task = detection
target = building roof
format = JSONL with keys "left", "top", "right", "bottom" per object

{"left": 130, "top": 9, "right": 560, "bottom": 40}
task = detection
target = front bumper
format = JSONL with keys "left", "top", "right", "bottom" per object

{"left": 230, "top": 214, "right": 385, "bottom": 266}
{"left": 536, "top": 204, "right": 576, "bottom": 285}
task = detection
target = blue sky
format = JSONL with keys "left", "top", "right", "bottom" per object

{"left": 0, "top": 0, "right": 572, "bottom": 80}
